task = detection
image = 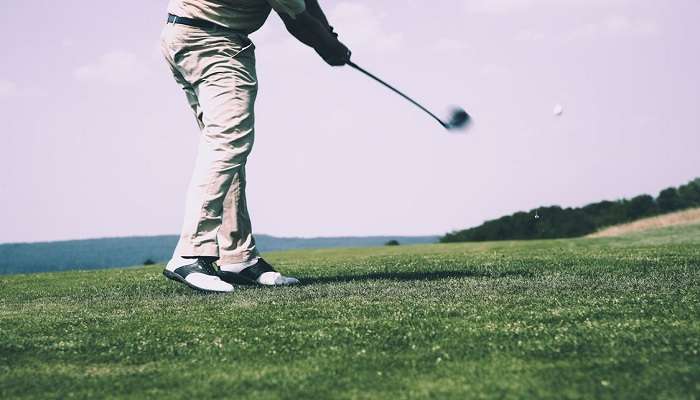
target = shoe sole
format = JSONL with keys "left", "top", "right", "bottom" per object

{"left": 163, "top": 270, "right": 231, "bottom": 293}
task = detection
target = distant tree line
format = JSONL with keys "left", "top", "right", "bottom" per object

{"left": 441, "top": 177, "right": 700, "bottom": 243}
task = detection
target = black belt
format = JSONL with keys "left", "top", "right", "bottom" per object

{"left": 167, "top": 14, "right": 246, "bottom": 35}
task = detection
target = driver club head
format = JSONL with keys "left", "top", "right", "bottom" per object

{"left": 445, "top": 108, "right": 471, "bottom": 131}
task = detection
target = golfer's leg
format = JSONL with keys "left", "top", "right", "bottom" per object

{"left": 171, "top": 34, "right": 258, "bottom": 259}
{"left": 157, "top": 25, "right": 237, "bottom": 292}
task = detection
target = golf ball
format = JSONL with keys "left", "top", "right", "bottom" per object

{"left": 553, "top": 104, "right": 564, "bottom": 116}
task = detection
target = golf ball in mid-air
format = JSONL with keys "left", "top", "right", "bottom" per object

{"left": 553, "top": 104, "right": 564, "bottom": 116}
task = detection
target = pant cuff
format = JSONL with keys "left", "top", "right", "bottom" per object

{"left": 173, "top": 241, "right": 220, "bottom": 259}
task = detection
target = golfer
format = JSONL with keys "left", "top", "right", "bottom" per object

{"left": 160, "top": 0, "right": 350, "bottom": 292}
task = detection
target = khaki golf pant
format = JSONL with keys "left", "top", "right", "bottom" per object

{"left": 160, "top": 22, "right": 258, "bottom": 264}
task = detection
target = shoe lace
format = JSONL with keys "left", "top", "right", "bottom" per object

{"left": 197, "top": 257, "right": 218, "bottom": 275}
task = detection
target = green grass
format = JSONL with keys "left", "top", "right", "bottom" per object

{"left": 1, "top": 225, "right": 699, "bottom": 399}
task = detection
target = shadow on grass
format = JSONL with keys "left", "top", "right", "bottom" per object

{"left": 298, "top": 269, "right": 533, "bottom": 286}
{"left": 162, "top": 269, "right": 533, "bottom": 293}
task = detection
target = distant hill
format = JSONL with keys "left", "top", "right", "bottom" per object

{"left": 0, "top": 234, "right": 437, "bottom": 275}
{"left": 442, "top": 177, "right": 700, "bottom": 243}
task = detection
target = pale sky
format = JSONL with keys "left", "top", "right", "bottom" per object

{"left": 1, "top": 0, "right": 699, "bottom": 244}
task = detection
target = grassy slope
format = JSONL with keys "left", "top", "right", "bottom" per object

{"left": 1, "top": 226, "right": 699, "bottom": 399}
{"left": 589, "top": 207, "right": 700, "bottom": 238}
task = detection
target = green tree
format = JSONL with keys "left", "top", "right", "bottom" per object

{"left": 626, "top": 195, "right": 658, "bottom": 220}
{"left": 678, "top": 178, "right": 700, "bottom": 207}
{"left": 657, "top": 187, "right": 684, "bottom": 212}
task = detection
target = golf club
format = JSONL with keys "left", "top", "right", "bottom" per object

{"left": 347, "top": 60, "right": 471, "bottom": 131}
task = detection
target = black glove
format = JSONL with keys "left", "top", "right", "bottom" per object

{"left": 318, "top": 39, "right": 351, "bottom": 66}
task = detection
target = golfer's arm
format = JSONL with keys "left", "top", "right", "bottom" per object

{"left": 280, "top": 11, "right": 336, "bottom": 51}
{"left": 304, "top": 0, "right": 330, "bottom": 28}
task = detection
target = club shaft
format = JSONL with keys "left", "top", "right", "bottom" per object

{"left": 347, "top": 61, "right": 447, "bottom": 128}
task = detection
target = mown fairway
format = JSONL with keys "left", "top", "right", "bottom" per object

{"left": 1, "top": 225, "right": 699, "bottom": 399}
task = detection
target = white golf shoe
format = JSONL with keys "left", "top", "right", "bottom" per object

{"left": 163, "top": 256, "right": 233, "bottom": 293}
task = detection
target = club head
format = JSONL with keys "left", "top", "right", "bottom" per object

{"left": 445, "top": 108, "right": 471, "bottom": 131}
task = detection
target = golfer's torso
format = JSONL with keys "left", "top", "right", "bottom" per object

{"left": 167, "top": 0, "right": 302, "bottom": 34}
